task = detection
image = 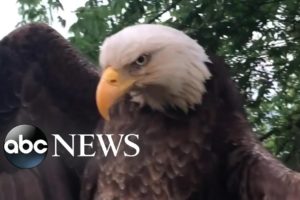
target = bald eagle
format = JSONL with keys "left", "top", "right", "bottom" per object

{"left": 0, "top": 23, "right": 299, "bottom": 200}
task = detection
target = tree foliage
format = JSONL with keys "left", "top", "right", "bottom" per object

{"left": 17, "top": 0, "right": 300, "bottom": 169}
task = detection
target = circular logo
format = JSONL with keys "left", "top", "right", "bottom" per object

{"left": 3, "top": 125, "right": 48, "bottom": 169}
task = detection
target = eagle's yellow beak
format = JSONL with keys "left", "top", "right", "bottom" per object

{"left": 96, "top": 67, "right": 135, "bottom": 120}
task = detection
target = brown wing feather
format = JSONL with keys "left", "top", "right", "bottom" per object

{"left": 0, "top": 23, "right": 102, "bottom": 200}
{"left": 207, "top": 55, "right": 300, "bottom": 200}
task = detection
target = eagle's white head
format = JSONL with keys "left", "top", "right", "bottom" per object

{"left": 97, "top": 24, "right": 211, "bottom": 120}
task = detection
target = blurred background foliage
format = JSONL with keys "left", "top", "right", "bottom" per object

{"left": 17, "top": 0, "right": 300, "bottom": 170}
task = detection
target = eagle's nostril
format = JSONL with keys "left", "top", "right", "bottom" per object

{"left": 109, "top": 79, "right": 117, "bottom": 84}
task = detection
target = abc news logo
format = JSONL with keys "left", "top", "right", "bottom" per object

{"left": 3, "top": 125, "right": 140, "bottom": 169}
{"left": 4, "top": 125, "right": 48, "bottom": 169}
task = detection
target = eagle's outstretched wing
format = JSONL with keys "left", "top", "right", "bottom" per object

{"left": 0, "top": 23, "right": 101, "bottom": 200}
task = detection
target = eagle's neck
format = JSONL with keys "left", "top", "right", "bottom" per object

{"left": 97, "top": 100, "right": 228, "bottom": 199}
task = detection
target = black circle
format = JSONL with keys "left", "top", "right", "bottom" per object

{"left": 3, "top": 125, "right": 48, "bottom": 169}
{"left": 135, "top": 55, "right": 148, "bottom": 66}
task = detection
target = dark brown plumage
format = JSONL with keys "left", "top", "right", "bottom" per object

{"left": 0, "top": 23, "right": 101, "bottom": 200}
{"left": 83, "top": 55, "right": 300, "bottom": 200}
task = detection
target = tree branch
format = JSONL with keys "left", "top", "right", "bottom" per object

{"left": 147, "top": 0, "right": 183, "bottom": 23}
{"left": 259, "top": 130, "right": 276, "bottom": 141}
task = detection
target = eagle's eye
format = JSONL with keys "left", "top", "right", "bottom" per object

{"left": 129, "top": 54, "right": 151, "bottom": 73}
{"left": 135, "top": 54, "right": 149, "bottom": 66}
